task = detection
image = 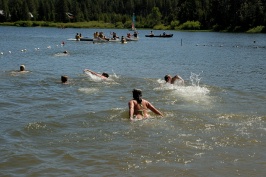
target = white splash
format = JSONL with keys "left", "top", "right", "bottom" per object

{"left": 84, "top": 71, "right": 103, "bottom": 82}
{"left": 155, "top": 72, "right": 211, "bottom": 104}
{"left": 78, "top": 87, "right": 99, "bottom": 94}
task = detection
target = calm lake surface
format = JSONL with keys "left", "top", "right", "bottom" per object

{"left": 0, "top": 26, "right": 265, "bottom": 177}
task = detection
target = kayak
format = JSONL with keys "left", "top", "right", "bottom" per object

{"left": 145, "top": 34, "right": 173, "bottom": 38}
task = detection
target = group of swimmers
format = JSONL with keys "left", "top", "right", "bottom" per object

{"left": 65, "top": 69, "right": 184, "bottom": 120}
{"left": 82, "top": 69, "right": 184, "bottom": 121}
{"left": 18, "top": 64, "right": 183, "bottom": 121}
{"left": 129, "top": 74, "right": 184, "bottom": 120}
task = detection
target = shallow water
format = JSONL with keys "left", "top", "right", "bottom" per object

{"left": 0, "top": 26, "right": 265, "bottom": 176}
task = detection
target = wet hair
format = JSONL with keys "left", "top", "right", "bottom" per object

{"left": 20, "top": 65, "right": 25, "bottom": 71}
{"left": 61, "top": 75, "right": 68, "bottom": 83}
{"left": 164, "top": 75, "right": 170, "bottom": 82}
{"left": 102, "top": 72, "right": 109, "bottom": 78}
{"left": 132, "top": 89, "right": 142, "bottom": 104}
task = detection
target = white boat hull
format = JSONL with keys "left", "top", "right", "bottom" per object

{"left": 126, "top": 37, "right": 139, "bottom": 41}
{"left": 93, "top": 37, "right": 109, "bottom": 43}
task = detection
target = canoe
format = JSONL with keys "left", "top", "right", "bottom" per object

{"left": 126, "top": 37, "right": 139, "bottom": 41}
{"left": 93, "top": 37, "right": 109, "bottom": 43}
{"left": 108, "top": 38, "right": 121, "bottom": 42}
{"left": 80, "top": 37, "right": 93, "bottom": 41}
{"left": 67, "top": 37, "right": 93, "bottom": 41}
{"left": 145, "top": 34, "right": 173, "bottom": 38}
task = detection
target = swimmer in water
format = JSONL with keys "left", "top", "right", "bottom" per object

{"left": 84, "top": 69, "right": 109, "bottom": 79}
{"left": 128, "top": 89, "right": 163, "bottom": 120}
{"left": 61, "top": 75, "right": 68, "bottom": 84}
{"left": 20, "top": 65, "right": 26, "bottom": 71}
{"left": 18, "top": 65, "right": 29, "bottom": 73}
{"left": 164, "top": 74, "right": 184, "bottom": 85}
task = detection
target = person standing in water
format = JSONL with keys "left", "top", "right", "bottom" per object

{"left": 128, "top": 89, "right": 163, "bottom": 120}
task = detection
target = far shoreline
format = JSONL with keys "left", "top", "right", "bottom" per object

{"left": 0, "top": 21, "right": 265, "bottom": 33}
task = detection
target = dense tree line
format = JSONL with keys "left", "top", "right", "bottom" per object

{"left": 0, "top": 0, "right": 266, "bottom": 32}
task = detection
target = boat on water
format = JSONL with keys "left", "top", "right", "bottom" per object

{"left": 93, "top": 37, "right": 121, "bottom": 43}
{"left": 126, "top": 37, "right": 139, "bottom": 41}
{"left": 145, "top": 34, "right": 173, "bottom": 38}
{"left": 108, "top": 38, "right": 120, "bottom": 42}
{"left": 80, "top": 37, "right": 93, "bottom": 41}
{"left": 93, "top": 37, "right": 109, "bottom": 43}
{"left": 67, "top": 37, "right": 93, "bottom": 41}
{"left": 125, "top": 31, "right": 139, "bottom": 41}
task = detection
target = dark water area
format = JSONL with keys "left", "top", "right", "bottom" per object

{"left": 0, "top": 26, "right": 265, "bottom": 176}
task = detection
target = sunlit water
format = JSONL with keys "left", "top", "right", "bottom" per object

{"left": 0, "top": 26, "right": 265, "bottom": 176}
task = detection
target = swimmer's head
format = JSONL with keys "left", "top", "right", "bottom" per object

{"left": 164, "top": 75, "right": 171, "bottom": 82}
{"left": 102, "top": 72, "right": 109, "bottom": 78}
{"left": 132, "top": 89, "right": 142, "bottom": 103}
{"left": 20, "top": 65, "right": 25, "bottom": 71}
{"left": 61, "top": 75, "right": 68, "bottom": 83}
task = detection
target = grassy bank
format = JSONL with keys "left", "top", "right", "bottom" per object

{"left": 0, "top": 21, "right": 265, "bottom": 33}
{"left": 0, "top": 21, "right": 116, "bottom": 28}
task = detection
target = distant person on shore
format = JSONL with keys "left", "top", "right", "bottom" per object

{"left": 164, "top": 74, "right": 184, "bottom": 85}
{"left": 84, "top": 69, "right": 109, "bottom": 80}
{"left": 128, "top": 89, "right": 163, "bottom": 120}
{"left": 61, "top": 75, "right": 68, "bottom": 84}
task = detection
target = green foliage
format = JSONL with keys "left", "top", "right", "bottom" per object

{"left": 1, "top": 0, "right": 266, "bottom": 32}
{"left": 3, "top": 21, "right": 116, "bottom": 28}
{"left": 0, "top": 22, "right": 14, "bottom": 26}
{"left": 124, "top": 20, "right": 132, "bottom": 29}
{"left": 178, "top": 21, "right": 201, "bottom": 30}
{"left": 147, "top": 7, "right": 162, "bottom": 27}
{"left": 247, "top": 26, "right": 265, "bottom": 33}
{"left": 170, "top": 20, "right": 180, "bottom": 30}
{"left": 14, "top": 21, "right": 33, "bottom": 27}
{"left": 115, "top": 22, "right": 124, "bottom": 29}
{"left": 60, "top": 21, "right": 115, "bottom": 28}
{"left": 153, "top": 24, "right": 169, "bottom": 30}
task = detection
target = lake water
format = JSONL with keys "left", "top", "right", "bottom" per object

{"left": 0, "top": 26, "right": 265, "bottom": 176}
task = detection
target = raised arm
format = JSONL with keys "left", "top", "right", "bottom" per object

{"left": 128, "top": 101, "right": 135, "bottom": 120}
{"left": 84, "top": 69, "right": 106, "bottom": 79}
{"left": 172, "top": 75, "right": 184, "bottom": 85}
{"left": 146, "top": 101, "right": 163, "bottom": 117}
